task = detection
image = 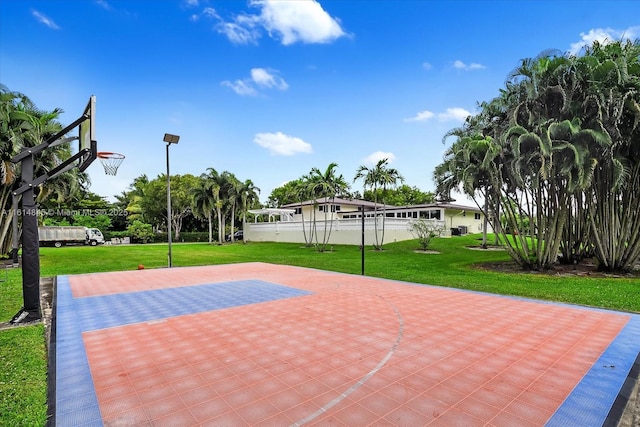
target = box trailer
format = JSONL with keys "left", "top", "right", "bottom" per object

{"left": 38, "top": 226, "right": 105, "bottom": 247}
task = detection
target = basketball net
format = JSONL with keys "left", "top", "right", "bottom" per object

{"left": 97, "top": 152, "right": 125, "bottom": 176}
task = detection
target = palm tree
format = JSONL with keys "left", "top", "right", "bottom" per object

{"left": 239, "top": 179, "right": 260, "bottom": 229}
{"left": 203, "top": 168, "right": 225, "bottom": 244}
{"left": 308, "top": 163, "right": 349, "bottom": 251}
{"left": 292, "top": 176, "right": 315, "bottom": 246}
{"left": 377, "top": 163, "right": 403, "bottom": 247}
{"left": 191, "top": 177, "right": 216, "bottom": 243}
{"left": 354, "top": 161, "right": 382, "bottom": 249}
{"left": 354, "top": 158, "right": 403, "bottom": 250}
{"left": 434, "top": 41, "right": 640, "bottom": 271}
{"left": 222, "top": 172, "right": 241, "bottom": 242}
{"left": 124, "top": 175, "right": 149, "bottom": 224}
{"left": 578, "top": 40, "right": 640, "bottom": 271}
{"left": 0, "top": 86, "right": 78, "bottom": 256}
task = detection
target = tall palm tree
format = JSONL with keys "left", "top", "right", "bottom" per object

{"left": 239, "top": 179, "right": 260, "bottom": 229}
{"left": 293, "top": 176, "right": 314, "bottom": 246}
{"left": 0, "top": 86, "right": 78, "bottom": 255}
{"left": 308, "top": 163, "right": 349, "bottom": 251}
{"left": 222, "top": 172, "right": 241, "bottom": 242}
{"left": 203, "top": 168, "right": 225, "bottom": 244}
{"left": 354, "top": 158, "right": 403, "bottom": 250}
{"left": 434, "top": 41, "right": 639, "bottom": 271}
{"left": 578, "top": 40, "right": 640, "bottom": 271}
{"left": 377, "top": 162, "right": 403, "bottom": 247}
{"left": 191, "top": 177, "right": 216, "bottom": 243}
{"left": 354, "top": 161, "right": 382, "bottom": 249}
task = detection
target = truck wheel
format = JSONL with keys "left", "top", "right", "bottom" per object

{"left": 90, "top": 240, "right": 97, "bottom": 246}
{"left": 54, "top": 242, "right": 62, "bottom": 248}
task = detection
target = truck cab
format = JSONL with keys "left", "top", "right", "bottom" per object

{"left": 86, "top": 228, "right": 105, "bottom": 246}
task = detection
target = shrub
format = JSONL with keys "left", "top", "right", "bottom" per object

{"left": 127, "top": 221, "right": 154, "bottom": 244}
{"left": 409, "top": 219, "right": 444, "bottom": 251}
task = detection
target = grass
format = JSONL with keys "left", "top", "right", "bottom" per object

{"left": 1, "top": 234, "right": 639, "bottom": 425}
{"left": 0, "top": 324, "right": 47, "bottom": 427}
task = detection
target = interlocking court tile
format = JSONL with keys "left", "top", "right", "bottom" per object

{"left": 49, "top": 262, "right": 640, "bottom": 426}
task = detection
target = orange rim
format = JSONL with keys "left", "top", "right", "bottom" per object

{"left": 97, "top": 151, "right": 125, "bottom": 159}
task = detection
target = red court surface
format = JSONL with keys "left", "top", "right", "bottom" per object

{"left": 53, "top": 262, "right": 638, "bottom": 426}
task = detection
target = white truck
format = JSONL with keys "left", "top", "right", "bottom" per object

{"left": 38, "top": 226, "right": 105, "bottom": 247}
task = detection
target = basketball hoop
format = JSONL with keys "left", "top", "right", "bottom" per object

{"left": 97, "top": 152, "right": 125, "bottom": 176}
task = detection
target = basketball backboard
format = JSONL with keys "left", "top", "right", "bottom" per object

{"left": 78, "top": 95, "right": 97, "bottom": 171}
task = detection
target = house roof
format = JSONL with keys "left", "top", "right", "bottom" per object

{"left": 282, "top": 198, "right": 480, "bottom": 212}
{"left": 282, "top": 197, "right": 390, "bottom": 209}
{"left": 388, "top": 202, "right": 482, "bottom": 212}
{"left": 248, "top": 208, "right": 296, "bottom": 215}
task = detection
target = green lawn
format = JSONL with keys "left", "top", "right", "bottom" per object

{"left": 1, "top": 234, "right": 639, "bottom": 425}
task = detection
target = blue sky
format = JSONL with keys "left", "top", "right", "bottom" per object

{"left": 1, "top": 1, "right": 638, "bottom": 205}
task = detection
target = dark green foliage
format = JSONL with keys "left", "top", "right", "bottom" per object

{"left": 127, "top": 220, "right": 154, "bottom": 243}
{"left": 434, "top": 40, "right": 640, "bottom": 272}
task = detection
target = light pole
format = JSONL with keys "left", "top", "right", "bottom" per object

{"left": 164, "top": 133, "right": 180, "bottom": 267}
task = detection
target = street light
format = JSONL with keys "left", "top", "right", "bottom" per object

{"left": 164, "top": 133, "right": 180, "bottom": 267}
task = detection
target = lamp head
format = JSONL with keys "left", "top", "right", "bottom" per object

{"left": 163, "top": 133, "right": 180, "bottom": 144}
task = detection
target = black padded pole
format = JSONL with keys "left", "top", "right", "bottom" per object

{"left": 10, "top": 154, "right": 41, "bottom": 323}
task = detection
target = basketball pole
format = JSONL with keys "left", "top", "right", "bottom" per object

{"left": 164, "top": 133, "right": 180, "bottom": 268}
{"left": 8, "top": 95, "right": 97, "bottom": 324}
{"left": 11, "top": 154, "right": 42, "bottom": 322}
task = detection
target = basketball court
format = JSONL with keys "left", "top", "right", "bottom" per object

{"left": 49, "top": 262, "right": 639, "bottom": 426}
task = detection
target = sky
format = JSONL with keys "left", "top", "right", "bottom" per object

{"left": 1, "top": 0, "right": 638, "bottom": 205}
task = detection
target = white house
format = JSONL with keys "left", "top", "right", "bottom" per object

{"left": 245, "top": 198, "right": 490, "bottom": 245}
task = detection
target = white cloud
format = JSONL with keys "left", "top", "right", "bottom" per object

{"left": 190, "top": 6, "right": 220, "bottom": 22}
{"left": 184, "top": 0, "right": 199, "bottom": 6}
{"left": 31, "top": 9, "right": 60, "bottom": 29}
{"left": 206, "top": 0, "right": 346, "bottom": 45}
{"left": 221, "top": 79, "right": 258, "bottom": 96}
{"left": 255, "top": 0, "right": 346, "bottom": 45}
{"left": 203, "top": 7, "right": 219, "bottom": 19}
{"left": 422, "top": 62, "right": 432, "bottom": 70}
{"left": 453, "top": 60, "right": 486, "bottom": 71}
{"left": 254, "top": 132, "right": 313, "bottom": 156}
{"left": 251, "top": 68, "right": 288, "bottom": 90}
{"left": 363, "top": 151, "right": 396, "bottom": 166}
{"left": 222, "top": 68, "right": 288, "bottom": 96}
{"left": 217, "top": 21, "right": 261, "bottom": 45}
{"left": 569, "top": 26, "right": 640, "bottom": 55}
{"left": 405, "top": 108, "right": 470, "bottom": 123}
{"left": 438, "top": 107, "right": 471, "bottom": 122}
{"left": 404, "top": 110, "right": 434, "bottom": 122}
{"left": 96, "top": 0, "right": 111, "bottom": 11}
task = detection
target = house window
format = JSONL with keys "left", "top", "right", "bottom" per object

{"left": 386, "top": 212, "right": 395, "bottom": 218}
{"left": 419, "top": 210, "right": 441, "bottom": 219}
{"left": 294, "top": 208, "right": 301, "bottom": 215}
{"left": 475, "top": 213, "right": 481, "bottom": 220}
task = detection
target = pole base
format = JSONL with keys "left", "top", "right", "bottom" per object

{"left": 9, "top": 307, "right": 41, "bottom": 325}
